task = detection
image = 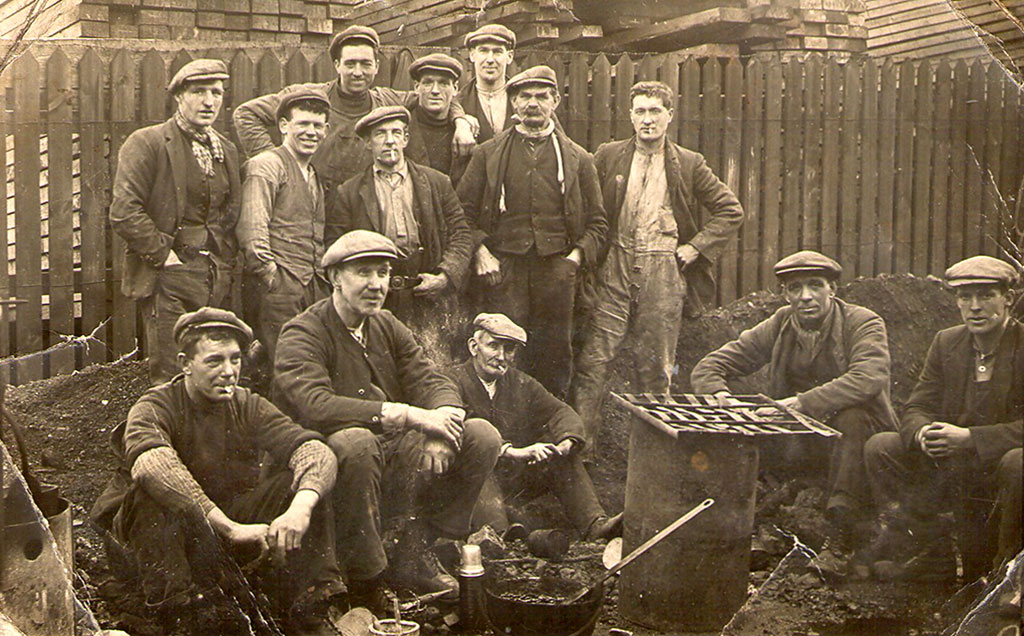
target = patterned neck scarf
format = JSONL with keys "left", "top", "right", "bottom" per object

{"left": 174, "top": 111, "right": 225, "bottom": 177}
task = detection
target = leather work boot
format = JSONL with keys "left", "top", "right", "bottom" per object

{"left": 388, "top": 521, "right": 459, "bottom": 599}
{"left": 585, "top": 513, "right": 624, "bottom": 541}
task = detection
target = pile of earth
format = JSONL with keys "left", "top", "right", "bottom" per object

{"left": 0, "top": 274, "right": 991, "bottom": 635}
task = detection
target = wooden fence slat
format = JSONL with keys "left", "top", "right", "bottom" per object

{"left": 637, "top": 54, "right": 659, "bottom": 81}
{"left": 739, "top": 57, "right": 763, "bottom": 295}
{"left": 801, "top": 54, "right": 823, "bottom": 253}
{"left": 110, "top": 49, "right": 138, "bottom": 362}
{"left": 701, "top": 58, "right": 723, "bottom": 178}
{"left": 229, "top": 50, "right": 257, "bottom": 156}
{"left": 391, "top": 49, "right": 415, "bottom": 90}
{"left": 947, "top": 60, "right": 969, "bottom": 262}
{"left": 982, "top": 62, "right": 1004, "bottom": 256}
{"left": 77, "top": 48, "right": 108, "bottom": 367}
{"left": 0, "top": 56, "right": 10, "bottom": 367}
{"left": 313, "top": 51, "right": 334, "bottom": 84}
{"left": 567, "top": 53, "right": 589, "bottom": 147}
{"left": 12, "top": 53, "right": 43, "bottom": 382}
{"left": 257, "top": 50, "right": 284, "bottom": 97}
{"left": 929, "top": 61, "right": 952, "bottom": 276}
{"left": 285, "top": 49, "right": 311, "bottom": 87}
{"left": 965, "top": 60, "right": 986, "bottom": 256}
{"left": 45, "top": 50, "right": 74, "bottom": 376}
{"left": 661, "top": 54, "right": 681, "bottom": 145}
{"left": 839, "top": 58, "right": 861, "bottom": 274}
{"left": 760, "top": 56, "right": 783, "bottom": 287}
{"left": 858, "top": 59, "right": 879, "bottom": 278}
{"left": 910, "top": 61, "right": 933, "bottom": 275}
{"left": 821, "top": 58, "right": 841, "bottom": 260}
{"left": 875, "top": 60, "right": 897, "bottom": 273}
{"left": 612, "top": 54, "right": 634, "bottom": 140}
{"left": 719, "top": 57, "right": 742, "bottom": 305}
{"left": 140, "top": 50, "right": 168, "bottom": 124}
{"left": 893, "top": 61, "right": 915, "bottom": 273}
{"left": 780, "top": 59, "right": 803, "bottom": 257}
{"left": 590, "top": 55, "right": 612, "bottom": 147}
{"left": 998, "top": 76, "right": 1021, "bottom": 262}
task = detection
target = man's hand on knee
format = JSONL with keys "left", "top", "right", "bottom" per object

{"left": 919, "top": 422, "right": 972, "bottom": 458}
{"left": 408, "top": 406, "right": 464, "bottom": 449}
{"left": 267, "top": 489, "right": 318, "bottom": 565}
{"left": 418, "top": 437, "right": 455, "bottom": 475}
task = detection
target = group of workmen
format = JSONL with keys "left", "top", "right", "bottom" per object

{"left": 90, "top": 18, "right": 1022, "bottom": 636}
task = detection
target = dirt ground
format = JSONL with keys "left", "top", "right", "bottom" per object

{"left": 3, "top": 274, "right": 1020, "bottom": 635}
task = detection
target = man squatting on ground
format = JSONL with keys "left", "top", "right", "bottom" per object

{"left": 325, "top": 105, "right": 472, "bottom": 366}
{"left": 110, "top": 59, "right": 240, "bottom": 385}
{"left": 91, "top": 308, "right": 346, "bottom": 635}
{"left": 691, "top": 251, "right": 897, "bottom": 545}
{"left": 237, "top": 86, "right": 332, "bottom": 381}
{"left": 457, "top": 65, "right": 607, "bottom": 399}
{"left": 570, "top": 80, "right": 744, "bottom": 461}
{"left": 860, "top": 255, "right": 1022, "bottom": 581}
{"left": 272, "top": 230, "right": 501, "bottom": 600}
{"left": 443, "top": 312, "right": 623, "bottom": 540}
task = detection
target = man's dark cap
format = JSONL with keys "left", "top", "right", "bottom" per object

{"left": 944, "top": 255, "right": 1019, "bottom": 288}
{"left": 409, "top": 53, "right": 464, "bottom": 82}
{"left": 506, "top": 65, "right": 558, "bottom": 95}
{"left": 167, "top": 58, "right": 229, "bottom": 94}
{"left": 464, "top": 24, "right": 516, "bottom": 49}
{"left": 354, "top": 105, "right": 410, "bottom": 138}
{"left": 773, "top": 250, "right": 842, "bottom": 280}
{"left": 173, "top": 307, "right": 253, "bottom": 348}
{"left": 473, "top": 312, "right": 527, "bottom": 346}
{"left": 275, "top": 86, "right": 331, "bottom": 121}
{"left": 329, "top": 25, "right": 380, "bottom": 60}
{"left": 322, "top": 230, "right": 401, "bottom": 269}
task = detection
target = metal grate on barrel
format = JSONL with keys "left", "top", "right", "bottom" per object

{"left": 612, "top": 393, "right": 840, "bottom": 437}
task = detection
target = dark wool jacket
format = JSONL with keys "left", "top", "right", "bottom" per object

{"left": 902, "top": 320, "right": 1023, "bottom": 465}
{"left": 593, "top": 137, "right": 744, "bottom": 311}
{"left": 456, "top": 127, "right": 608, "bottom": 270}
{"left": 444, "top": 359, "right": 586, "bottom": 448}
{"left": 325, "top": 161, "right": 474, "bottom": 290}
{"left": 690, "top": 297, "right": 898, "bottom": 430}
{"left": 272, "top": 299, "right": 463, "bottom": 437}
{"left": 109, "top": 118, "right": 241, "bottom": 299}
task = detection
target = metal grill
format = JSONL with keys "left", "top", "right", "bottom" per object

{"left": 612, "top": 393, "right": 840, "bottom": 437}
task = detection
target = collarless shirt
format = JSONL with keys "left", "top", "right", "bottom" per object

{"left": 615, "top": 144, "right": 676, "bottom": 253}
{"left": 373, "top": 161, "right": 420, "bottom": 253}
{"left": 476, "top": 85, "right": 508, "bottom": 133}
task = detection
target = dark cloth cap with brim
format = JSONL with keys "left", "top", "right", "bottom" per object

{"left": 173, "top": 307, "right": 253, "bottom": 349}
{"left": 167, "top": 59, "right": 229, "bottom": 94}
{"left": 329, "top": 25, "right": 380, "bottom": 60}
{"left": 944, "top": 255, "right": 1019, "bottom": 288}
{"left": 473, "top": 312, "right": 527, "bottom": 346}
{"left": 409, "top": 53, "right": 464, "bottom": 82}
{"left": 275, "top": 86, "right": 331, "bottom": 121}
{"left": 506, "top": 65, "right": 558, "bottom": 95}
{"left": 322, "top": 230, "right": 401, "bottom": 269}
{"left": 464, "top": 24, "right": 517, "bottom": 49}
{"left": 774, "top": 250, "right": 843, "bottom": 280}
{"left": 354, "top": 105, "right": 411, "bottom": 138}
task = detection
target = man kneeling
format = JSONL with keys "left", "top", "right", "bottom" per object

{"left": 93, "top": 308, "right": 344, "bottom": 635}
{"left": 445, "top": 313, "right": 622, "bottom": 540}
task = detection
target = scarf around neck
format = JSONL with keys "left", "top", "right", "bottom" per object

{"left": 174, "top": 111, "right": 225, "bottom": 177}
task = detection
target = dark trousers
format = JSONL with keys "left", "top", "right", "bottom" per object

{"left": 471, "top": 453, "right": 606, "bottom": 535}
{"left": 825, "top": 407, "right": 884, "bottom": 515}
{"left": 865, "top": 432, "right": 1022, "bottom": 576}
{"left": 111, "top": 470, "right": 342, "bottom": 612}
{"left": 250, "top": 269, "right": 328, "bottom": 367}
{"left": 385, "top": 287, "right": 466, "bottom": 367}
{"left": 481, "top": 251, "right": 579, "bottom": 398}
{"left": 324, "top": 418, "right": 501, "bottom": 581}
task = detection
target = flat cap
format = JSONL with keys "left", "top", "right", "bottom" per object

{"left": 322, "top": 230, "right": 401, "bottom": 269}
{"left": 173, "top": 307, "right": 253, "bottom": 348}
{"left": 774, "top": 250, "right": 842, "bottom": 279}
{"left": 329, "top": 25, "right": 380, "bottom": 60}
{"left": 409, "top": 53, "right": 464, "bottom": 81}
{"left": 473, "top": 313, "right": 527, "bottom": 346}
{"left": 167, "top": 58, "right": 229, "bottom": 93}
{"left": 275, "top": 85, "right": 330, "bottom": 121}
{"left": 464, "top": 24, "right": 516, "bottom": 49}
{"left": 354, "top": 105, "right": 410, "bottom": 137}
{"left": 944, "top": 255, "right": 1019, "bottom": 287}
{"left": 506, "top": 65, "right": 558, "bottom": 94}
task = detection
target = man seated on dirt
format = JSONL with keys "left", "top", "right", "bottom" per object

{"left": 690, "top": 250, "right": 897, "bottom": 547}
{"left": 92, "top": 307, "right": 346, "bottom": 635}
{"left": 272, "top": 229, "right": 501, "bottom": 601}
{"left": 859, "top": 256, "right": 1022, "bottom": 582}
{"left": 442, "top": 312, "right": 623, "bottom": 540}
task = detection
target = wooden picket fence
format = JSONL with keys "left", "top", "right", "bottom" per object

{"left": 1, "top": 41, "right": 1022, "bottom": 383}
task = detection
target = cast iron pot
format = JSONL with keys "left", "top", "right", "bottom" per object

{"left": 484, "top": 581, "right": 603, "bottom": 636}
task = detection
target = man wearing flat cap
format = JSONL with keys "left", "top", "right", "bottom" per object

{"left": 91, "top": 307, "right": 346, "bottom": 635}
{"left": 442, "top": 313, "right": 623, "bottom": 540}
{"left": 571, "top": 80, "right": 744, "bottom": 461}
{"left": 691, "top": 250, "right": 897, "bottom": 545}
{"left": 233, "top": 25, "right": 476, "bottom": 197}
{"left": 457, "top": 65, "right": 608, "bottom": 399}
{"left": 325, "top": 106, "right": 473, "bottom": 365}
{"left": 858, "top": 256, "right": 1022, "bottom": 581}
{"left": 460, "top": 24, "right": 517, "bottom": 143}
{"left": 111, "top": 58, "right": 241, "bottom": 385}
{"left": 405, "top": 53, "right": 470, "bottom": 186}
{"left": 238, "top": 87, "right": 332, "bottom": 382}
{"left": 273, "top": 230, "right": 501, "bottom": 599}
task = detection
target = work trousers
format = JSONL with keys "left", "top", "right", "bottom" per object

{"left": 483, "top": 251, "right": 579, "bottom": 399}
{"left": 471, "top": 453, "right": 606, "bottom": 535}
{"left": 865, "top": 432, "right": 1022, "bottom": 577}
{"left": 111, "top": 470, "right": 342, "bottom": 613}
{"left": 251, "top": 269, "right": 328, "bottom": 367}
{"left": 571, "top": 248, "right": 684, "bottom": 459}
{"left": 824, "top": 407, "right": 885, "bottom": 515}
{"left": 142, "top": 258, "right": 231, "bottom": 385}
{"left": 324, "top": 418, "right": 501, "bottom": 582}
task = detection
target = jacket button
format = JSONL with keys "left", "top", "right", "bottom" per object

{"left": 358, "top": 388, "right": 366, "bottom": 396}
{"left": 372, "top": 416, "right": 380, "bottom": 423}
